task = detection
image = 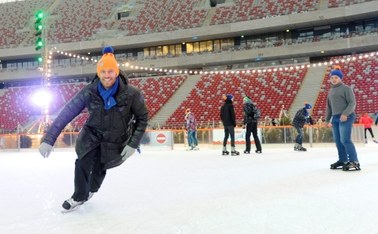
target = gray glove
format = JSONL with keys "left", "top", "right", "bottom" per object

{"left": 121, "top": 145, "right": 136, "bottom": 161}
{"left": 39, "top": 142, "right": 53, "bottom": 158}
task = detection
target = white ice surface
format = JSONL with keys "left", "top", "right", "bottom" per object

{"left": 1, "top": 144, "right": 378, "bottom": 234}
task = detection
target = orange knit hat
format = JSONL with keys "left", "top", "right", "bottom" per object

{"left": 97, "top": 46, "right": 119, "bottom": 77}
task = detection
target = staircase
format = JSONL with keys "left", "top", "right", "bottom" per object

{"left": 289, "top": 66, "right": 326, "bottom": 117}
{"left": 149, "top": 75, "right": 202, "bottom": 127}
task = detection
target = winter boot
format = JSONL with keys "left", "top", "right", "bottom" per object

{"left": 62, "top": 198, "right": 85, "bottom": 211}
{"left": 342, "top": 161, "right": 361, "bottom": 171}
{"left": 330, "top": 161, "right": 346, "bottom": 169}
{"left": 231, "top": 147, "right": 240, "bottom": 156}
{"left": 222, "top": 146, "right": 229, "bottom": 155}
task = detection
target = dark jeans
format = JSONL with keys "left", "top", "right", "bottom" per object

{"left": 223, "top": 125, "right": 235, "bottom": 147}
{"left": 331, "top": 113, "right": 358, "bottom": 163}
{"left": 245, "top": 121, "right": 262, "bottom": 151}
{"left": 294, "top": 126, "right": 304, "bottom": 145}
{"left": 72, "top": 146, "right": 106, "bottom": 201}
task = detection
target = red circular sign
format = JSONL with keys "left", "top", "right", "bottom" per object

{"left": 156, "top": 133, "right": 166, "bottom": 144}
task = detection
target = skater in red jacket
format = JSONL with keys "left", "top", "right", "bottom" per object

{"left": 359, "top": 113, "right": 378, "bottom": 143}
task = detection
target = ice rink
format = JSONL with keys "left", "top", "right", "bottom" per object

{"left": 1, "top": 143, "right": 378, "bottom": 234}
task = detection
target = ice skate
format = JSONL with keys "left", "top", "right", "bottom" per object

{"left": 230, "top": 147, "right": 240, "bottom": 156}
{"left": 222, "top": 150, "right": 229, "bottom": 155}
{"left": 295, "top": 144, "right": 306, "bottom": 151}
{"left": 342, "top": 161, "right": 361, "bottom": 171}
{"left": 330, "top": 161, "right": 346, "bottom": 169}
{"left": 294, "top": 143, "right": 300, "bottom": 151}
{"left": 62, "top": 198, "right": 85, "bottom": 212}
{"left": 297, "top": 146, "right": 307, "bottom": 151}
{"left": 255, "top": 150, "right": 262, "bottom": 154}
{"left": 373, "top": 138, "right": 378, "bottom": 144}
{"left": 231, "top": 150, "right": 240, "bottom": 156}
{"left": 185, "top": 146, "right": 193, "bottom": 151}
{"left": 222, "top": 146, "right": 229, "bottom": 155}
{"left": 243, "top": 150, "right": 250, "bottom": 154}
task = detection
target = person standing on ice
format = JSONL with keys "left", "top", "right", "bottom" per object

{"left": 292, "top": 102, "right": 312, "bottom": 151}
{"left": 326, "top": 67, "right": 360, "bottom": 171}
{"left": 184, "top": 108, "right": 199, "bottom": 150}
{"left": 359, "top": 112, "right": 378, "bottom": 144}
{"left": 242, "top": 96, "right": 262, "bottom": 154}
{"left": 38, "top": 46, "right": 148, "bottom": 211}
{"left": 220, "top": 94, "right": 239, "bottom": 156}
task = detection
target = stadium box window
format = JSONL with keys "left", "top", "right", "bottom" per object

{"left": 186, "top": 43, "right": 194, "bottom": 54}
{"left": 200, "top": 41, "right": 213, "bottom": 52}
{"left": 169, "top": 45, "right": 175, "bottom": 56}
{"left": 150, "top": 48, "right": 156, "bottom": 58}
{"left": 143, "top": 48, "right": 149, "bottom": 58}
{"left": 221, "top": 39, "right": 234, "bottom": 51}
{"left": 214, "top": 40, "right": 221, "bottom": 51}
{"left": 162, "top": 46, "right": 169, "bottom": 56}
{"left": 175, "top": 44, "right": 182, "bottom": 55}
{"left": 137, "top": 51, "right": 143, "bottom": 59}
{"left": 156, "top": 46, "right": 163, "bottom": 57}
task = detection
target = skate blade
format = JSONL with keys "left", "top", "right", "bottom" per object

{"left": 343, "top": 168, "right": 361, "bottom": 171}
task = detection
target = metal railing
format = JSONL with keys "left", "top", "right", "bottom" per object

{"left": 0, "top": 124, "right": 367, "bottom": 151}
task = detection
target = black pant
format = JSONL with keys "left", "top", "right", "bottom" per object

{"left": 364, "top": 128, "right": 374, "bottom": 139}
{"left": 223, "top": 125, "right": 235, "bottom": 147}
{"left": 72, "top": 146, "right": 106, "bottom": 201}
{"left": 245, "top": 121, "right": 262, "bottom": 152}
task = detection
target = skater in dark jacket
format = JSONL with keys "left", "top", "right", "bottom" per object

{"left": 292, "top": 103, "right": 312, "bottom": 151}
{"left": 38, "top": 46, "right": 148, "bottom": 211}
{"left": 326, "top": 67, "right": 360, "bottom": 171}
{"left": 220, "top": 94, "right": 239, "bottom": 155}
{"left": 243, "top": 96, "right": 262, "bottom": 154}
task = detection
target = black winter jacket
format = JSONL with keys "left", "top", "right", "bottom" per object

{"left": 243, "top": 102, "right": 258, "bottom": 124}
{"left": 220, "top": 100, "right": 236, "bottom": 127}
{"left": 42, "top": 72, "right": 148, "bottom": 168}
{"left": 292, "top": 107, "right": 308, "bottom": 128}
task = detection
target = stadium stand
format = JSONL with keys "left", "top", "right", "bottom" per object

{"left": 166, "top": 68, "right": 307, "bottom": 127}
{"left": 0, "top": 0, "right": 377, "bottom": 132}
{"left": 312, "top": 54, "right": 378, "bottom": 119}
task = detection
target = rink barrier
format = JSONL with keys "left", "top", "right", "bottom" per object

{"left": 0, "top": 124, "right": 368, "bottom": 151}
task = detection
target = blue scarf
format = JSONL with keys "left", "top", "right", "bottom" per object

{"left": 97, "top": 77, "right": 119, "bottom": 110}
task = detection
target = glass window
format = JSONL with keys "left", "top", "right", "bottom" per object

{"left": 156, "top": 46, "right": 162, "bottom": 57}
{"left": 175, "top": 44, "right": 182, "bottom": 55}
{"left": 150, "top": 48, "right": 156, "bottom": 57}
{"left": 143, "top": 48, "right": 149, "bottom": 57}
{"left": 186, "top": 43, "right": 194, "bottom": 54}
{"left": 193, "top": 42, "right": 200, "bottom": 53}
{"left": 169, "top": 45, "right": 176, "bottom": 56}
{"left": 214, "top": 40, "right": 221, "bottom": 51}
{"left": 162, "top": 46, "right": 169, "bottom": 56}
